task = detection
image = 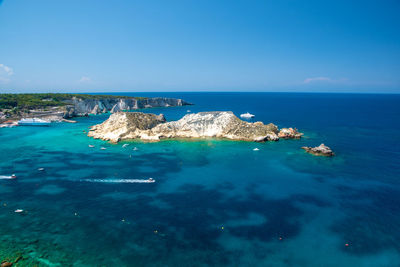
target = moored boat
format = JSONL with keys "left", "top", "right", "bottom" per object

{"left": 18, "top": 118, "right": 50, "bottom": 126}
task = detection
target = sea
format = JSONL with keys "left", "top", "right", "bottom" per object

{"left": 0, "top": 92, "right": 399, "bottom": 266}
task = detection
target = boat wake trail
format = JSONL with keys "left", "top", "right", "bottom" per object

{"left": 0, "top": 175, "right": 15, "bottom": 179}
{"left": 81, "top": 178, "right": 155, "bottom": 183}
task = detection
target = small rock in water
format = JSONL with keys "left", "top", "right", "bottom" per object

{"left": 1, "top": 261, "right": 13, "bottom": 267}
{"left": 302, "top": 144, "right": 334, "bottom": 156}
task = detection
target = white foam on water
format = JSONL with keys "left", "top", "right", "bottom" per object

{"left": 81, "top": 178, "right": 155, "bottom": 183}
{"left": 0, "top": 175, "right": 15, "bottom": 179}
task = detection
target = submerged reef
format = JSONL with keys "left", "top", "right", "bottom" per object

{"left": 88, "top": 111, "right": 303, "bottom": 143}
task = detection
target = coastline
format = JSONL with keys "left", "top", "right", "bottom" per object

{"left": 0, "top": 93, "right": 191, "bottom": 126}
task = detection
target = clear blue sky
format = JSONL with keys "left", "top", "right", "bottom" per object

{"left": 0, "top": 0, "right": 399, "bottom": 93}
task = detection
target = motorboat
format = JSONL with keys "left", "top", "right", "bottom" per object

{"left": 240, "top": 112, "right": 255, "bottom": 119}
{"left": 122, "top": 144, "right": 129, "bottom": 148}
{"left": 100, "top": 147, "right": 107, "bottom": 150}
{"left": 253, "top": 148, "right": 260, "bottom": 151}
{"left": 88, "top": 145, "right": 95, "bottom": 148}
{"left": 18, "top": 118, "right": 50, "bottom": 126}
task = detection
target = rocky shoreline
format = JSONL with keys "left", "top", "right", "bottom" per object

{"left": 63, "top": 97, "right": 190, "bottom": 118}
{"left": 88, "top": 111, "right": 303, "bottom": 143}
{"left": 0, "top": 96, "right": 191, "bottom": 126}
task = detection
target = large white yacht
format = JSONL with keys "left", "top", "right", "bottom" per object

{"left": 18, "top": 118, "right": 51, "bottom": 126}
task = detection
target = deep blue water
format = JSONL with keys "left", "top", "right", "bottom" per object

{"left": 0, "top": 93, "right": 399, "bottom": 266}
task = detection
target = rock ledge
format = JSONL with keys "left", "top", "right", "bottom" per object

{"left": 302, "top": 144, "right": 334, "bottom": 156}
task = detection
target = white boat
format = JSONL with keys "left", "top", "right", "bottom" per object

{"left": 88, "top": 145, "right": 95, "bottom": 148}
{"left": 253, "top": 148, "right": 260, "bottom": 151}
{"left": 14, "top": 209, "right": 24, "bottom": 213}
{"left": 122, "top": 144, "right": 129, "bottom": 148}
{"left": 18, "top": 118, "right": 50, "bottom": 126}
{"left": 100, "top": 147, "right": 107, "bottom": 150}
{"left": 240, "top": 112, "right": 255, "bottom": 119}
{"left": 133, "top": 147, "right": 139, "bottom": 151}
{"left": 187, "top": 110, "right": 191, "bottom": 113}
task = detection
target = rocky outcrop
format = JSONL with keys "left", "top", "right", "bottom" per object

{"left": 88, "top": 111, "right": 302, "bottom": 143}
{"left": 110, "top": 104, "right": 121, "bottom": 113}
{"left": 302, "top": 144, "right": 334, "bottom": 156}
{"left": 1, "top": 261, "right": 13, "bottom": 267}
{"left": 278, "top": 128, "right": 303, "bottom": 139}
{"left": 91, "top": 104, "right": 101, "bottom": 115}
{"left": 63, "top": 97, "right": 191, "bottom": 118}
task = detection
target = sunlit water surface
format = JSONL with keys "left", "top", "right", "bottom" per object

{"left": 0, "top": 93, "right": 399, "bottom": 266}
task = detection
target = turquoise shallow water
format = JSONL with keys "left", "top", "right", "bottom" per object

{"left": 0, "top": 93, "right": 399, "bottom": 266}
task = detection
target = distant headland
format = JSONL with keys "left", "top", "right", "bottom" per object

{"left": 0, "top": 93, "right": 191, "bottom": 124}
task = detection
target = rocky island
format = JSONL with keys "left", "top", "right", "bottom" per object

{"left": 88, "top": 111, "right": 303, "bottom": 143}
{"left": 302, "top": 144, "right": 334, "bottom": 156}
{"left": 0, "top": 93, "right": 190, "bottom": 124}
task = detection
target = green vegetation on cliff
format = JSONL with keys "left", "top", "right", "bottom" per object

{"left": 0, "top": 93, "right": 146, "bottom": 110}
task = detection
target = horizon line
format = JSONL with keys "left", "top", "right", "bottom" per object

{"left": 1, "top": 91, "right": 400, "bottom": 95}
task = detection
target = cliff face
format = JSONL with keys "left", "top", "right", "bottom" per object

{"left": 63, "top": 97, "right": 190, "bottom": 118}
{"left": 88, "top": 112, "right": 167, "bottom": 142}
{"left": 88, "top": 111, "right": 301, "bottom": 143}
